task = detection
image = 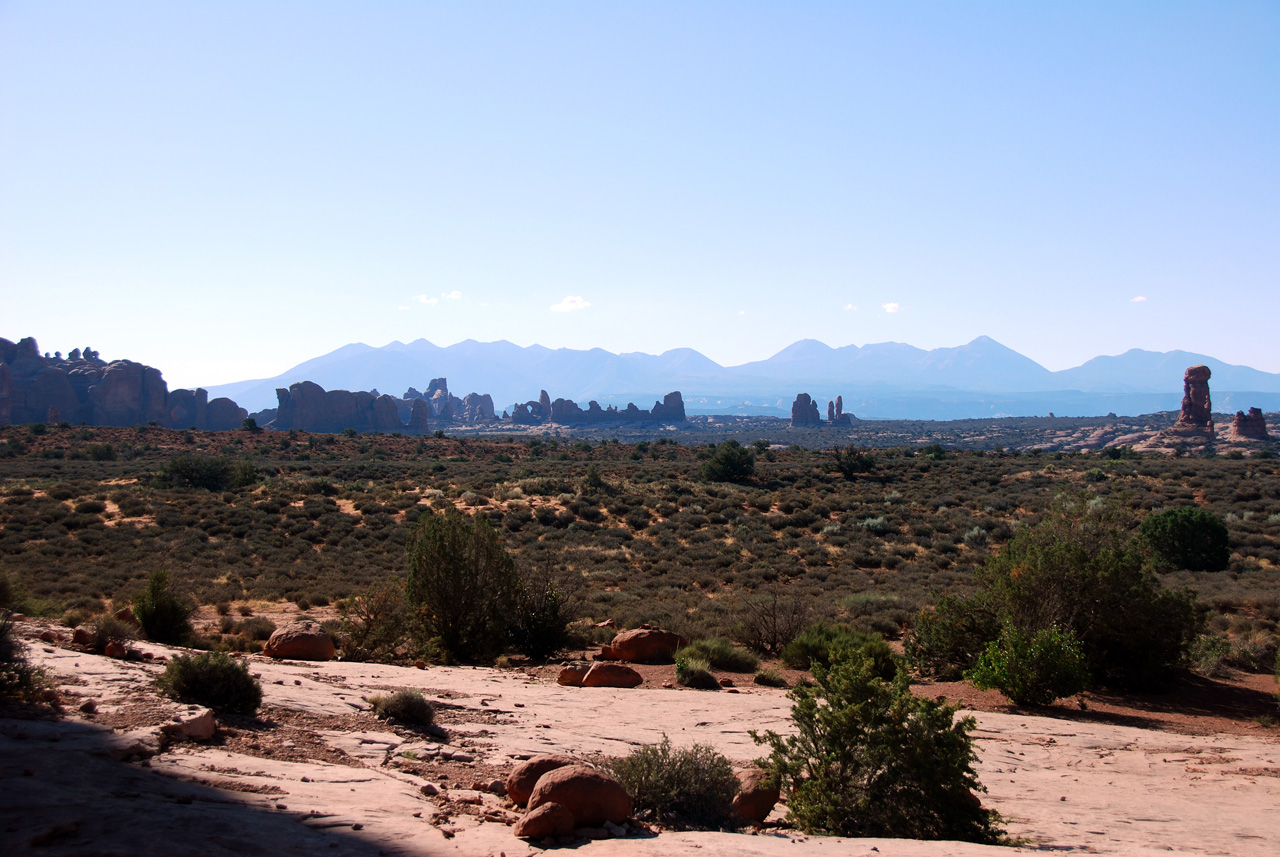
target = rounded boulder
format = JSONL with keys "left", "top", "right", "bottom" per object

{"left": 506, "top": 754, "right": 578, "bottom": 807}
{"left": 527, "top": 765, "right": 631, "bottom": 828}
{"left": 607, "top": 628, "right": 685, "bottom": 663}
{"left": 732, "top": 768, "right": 780, "bottom": 824}
{"left": 581, "top": 663, "right": 643, "bottom": 688}
{"left": 514, "top": 801, "right": 576, "bottom": 839}
{"left": 263, "top": 620, "right": 334, "bottom": 661}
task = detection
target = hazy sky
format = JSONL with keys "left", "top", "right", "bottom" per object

{"left": 2, "top": 1, "right": 1277, "bottom": 389}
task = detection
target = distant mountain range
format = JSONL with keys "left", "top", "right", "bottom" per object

{"left": 205, "top": 337, "right": 1280, "bottom": 421}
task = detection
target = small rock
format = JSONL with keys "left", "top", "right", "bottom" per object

{"left": 160, "top": 708, "right": 216, "bottom": 741}
{"left": 79, "top": 699, "right": 97, "bottom": 714}
{"left": 420, "top": 783, "right": 441, "bottom": 796}
{"left": 39, "top": 630, "right": 56, "bottom": 643}
{"left": 72, "top": 627, "right": 91, "bottom": 646}
{"left": 104, "top": 640, "right": 127, "bottom": 659}
{"left": 451, "top": 752, "right": 474, "bottom": 763}
{"left": 414, "top": 660, "right": 426, "bottom": 669}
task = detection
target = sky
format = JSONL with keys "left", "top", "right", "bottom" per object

{"left": 1, "top": 1, "right": 1277, "bottom": 389}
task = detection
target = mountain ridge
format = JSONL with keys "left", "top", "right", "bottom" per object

{"left": 203, "top": 336, "right": 1280, "bottom": 419}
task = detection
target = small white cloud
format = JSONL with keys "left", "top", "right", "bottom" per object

{"left": 738, "top": 310, "right": 745, "bottom": 316}
{"left": 882, "top": 302, "right": 900, "bottom": 314}
{"left": 1131, "top": 296, "right": 1147, "bottom": 303}
{"left": 398, "top": 305, "right": 411, "bottom": 311}
{"left": 550, "top": 295, "right": 591, "bottom": 313}
{"left": 843, "top": 303, "right": 857, "bottom": 311}
{"left": 442, "top": 290, "right": 462, "bottom": 300}
{"left": 413, "top": 294, "right": 439, "bottom": 305}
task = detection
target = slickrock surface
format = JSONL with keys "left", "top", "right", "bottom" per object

{"left": 3, "top": 620, "right": 1278, "bottom": 856}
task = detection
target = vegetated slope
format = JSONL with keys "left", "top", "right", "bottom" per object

{"left": 2, "top": 424, "right": 1278, "bottom": 649}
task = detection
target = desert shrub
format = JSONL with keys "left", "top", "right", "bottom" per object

{"left": 753, "top": 649, "right": 1000, "bottom": 842}
{"left": 781, "top": 622, "right": 895, "bottom": 679}
{"left": 605, "top": 736, "right": 740, "bottom": 829}
{"left": 156, "top": 651, "right": 262, "bottom": 714}
{"left": 132, "top": 570, "right": 195, "bottom": 644}
{"left": 966, "top": 626, "right": 1088, "bottom": 706}
{"left": 157, "top": 453, "right": 234, "bottom": 491}
{"left": 406, "top": 508, "right": 520, "bottom": 661}
{"left": 234, "top": 617, "right": 276, "bottom": 642}
{"left": 754, "top": 668, "right": 788, "bottom": 687}
{"left": 511, "top": 565, "right": 577, "bottom": 660}
{"left": 338, "top": 580, "right": 411, "bottom": 662}
{"left": 834, "top": 446, "right": 876, "bottom": 479}
{"left": 904, "top": 594, "right": 1001, "bottom": 680}
{"left": 0, "top": 574, "right": 14, "bottom": 610}
{"left": 675, "top": 656, "right": 720, "bottom": 690}
{"left": 1188, "top": 634, "right": 1232, "bottom": 677}
{"left": 85, "top": 614, "right": 138, "bottom": 652}
{"left": 0, "top": 614, "right": 44, "bottom": 701}
{"left": 676, "top": 638, "right": 759, "bottom": 673}
{"left": 699, "top": 440, "right": 755, "bottom": 483}
{"left": 975, "top": 494, "right": 1199, "bottom": 689}
{"left": 368, "top": 689, "right": 435, "bottom": 727}
{"left": 1140, "top": 507, "right": 1231, "bottom": 572}
{"left": 732, "top": 584, "right": 811, "bottom": 656}
{"left": 74, "top": 499, "right": 106, "bottom": 514}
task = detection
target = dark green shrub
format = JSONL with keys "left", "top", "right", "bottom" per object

{"left": 511, "top": 566, "right": 576, "bottom": 661}
{"left": 904, "top": 594, "right": 1001, "bottom": 680}
{"left": 132, "top": 570, "right": 195, "bottom": 644}
{"left": 1139, "top": 507, "right": 1231, "bottom": 572}
{"left": 0, "top": 614, "right": 44, "bottom": 701}
{"left": 83, "top": 443, "right": 116, "bottom": 461}
{"left": 675, "top": 656, "right": 720, "bottom": 690}
{"left": 753, "top": 650, "right": 1000, "bottom": 842}
{"left": 605, "top": 736, "right": 740, "bottom": 829}
{"left": 781, "top": 622, "right": 895, "bottom": 679}
{"left": 338, "top": 581, "right": 411, "bottom": 662}
{"left": 834, "top": 446, "right": 876, "bottom": 479}
{"left": 975, "top": 494, "right": 1199, "bottom": 689}
{"left": 699, "top": 440, "right": 755, "bottom": 483}
{"left": 676, "top": 638, "right": 759, "bottom": 673}
{"left": 368, "top": 689, "right": 435, "bottom": 726}
{"left": 406, "top": 508, "right": 520, "bottom": 661}
{"left": 157, "top": 453, "right": 234, "bottom": 491}
{"left": 965, "top": 626, "right": 1088, "bottom": 706}
{"left": 156, "top": 651, "right": 262, "bottom": 714}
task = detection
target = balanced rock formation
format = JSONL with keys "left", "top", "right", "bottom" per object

{"left": 601, "top": 628, "right": 685, "bottom": 663}
{"left": 1229, "top": 408, "right": 1271, "bottom": 441}
{"left": 526, "top": 765, "right": 632, "bottom": 829}
{"left": 263, "top": 620, "right": 335, "bottom": 661}
{"left": 790, "top": 393, "right": 822, "bottom": 427}
{"left": 1175, "top": 365, "right": 1214, "bottom": 432}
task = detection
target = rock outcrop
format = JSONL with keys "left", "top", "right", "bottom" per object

{"left": 732, "top": 768, "right": 780, "bottom": 824}
{"left": 404, "top": 379, "right": 491, "bottom": 424}
{"left": 509, "top": 390, "right": 686, "bottom": 425}
{"left": 0, "top": 336, "right": 251, "bottom": 430}
{"left": 272, "top": 382, "right": 431, "bottom": 435}
{"left": 791, "top": 393, "right": 822, "bottom": 427}
{"left": 507, "top": 754, "right": 578, "bottom": 807}
{"left": 1176, "top": 365, "right": 1213, "bottom": 431}
{"left": 1228, "top": 407, "right": 1271, "bottom": 441}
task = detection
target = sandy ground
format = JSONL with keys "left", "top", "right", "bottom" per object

{"left": 3, "top": 620, "right": 1279, "bottom": 857}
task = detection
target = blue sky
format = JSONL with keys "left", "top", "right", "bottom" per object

{"left": 2, "top": 1, "right": 1277, "bottom": 389}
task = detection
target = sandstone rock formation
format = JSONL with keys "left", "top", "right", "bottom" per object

{"left": 556, "top": 663, "right": 591, "bottom": 687}
{"left": 510, "top": 390, "right": 686, "bottom": 425}
{"left": 1176, "top": 365, "right": 1213, "bottom": 431}
{"left": 581, "top": 663, "right": 644, "bottom": 688}
{"left": 404, "top": 379, "right": 492, "bottom": 424}
{"left": 272, "top": 382, "right": 430, "bottom": 435}
{"left": 514, "top": 801, "right": 576, "bottom": 839}
{"left": 263, "top": 620, "right": 335, "bottom": 661}
{"left": 1229, "top": 407, "right": 1271, "bottom": 441}
{"left": 506, "top": 754, "right": 578, "bottom": 807}
{"left": 0, "top": 336, "right": 253, "bottom": 430}
{"left": 790, "top": 393, "right": 822, "bottom": 427}
{"left": 526, "top": 765, "right": 632, "bottom": 828}
{"left": 732, "top": 768, "right": 780, "bottom": 824}
{"left": 602, "top": 628, "right": 686, "bottom": 663}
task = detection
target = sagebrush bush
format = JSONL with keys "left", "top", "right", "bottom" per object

{"left": 85, "top": 614, "right": 138, "bottom": 652}
{"left": 676, "top": 638, "right": 759, "bottom": 673}
{"left": 905, "top": 595, "right": 1001, "bottom": 680}
{"left": 132, "top": 570, "right": 194, "bottom": 645}
{"left": 156, "top": 651, "right": 262, "bottom": 714}
{"left": 675, "top": 656, "right": 720, "bottom": 690}
{"left": 966, "top": 626, "right": 1088, "bottom": 706}
{"left": 753, "top": 668, "right": 788, "bottom": 687}
{"left": 781, "top": 622, "right": 896, "bottom": 679}
{"left": 605, "top": 736, "right": 740, "bottom": 829}
{"left": 1140, "top": 507, "right": 1231, "bottom": 572}
{"left": 754, "top": 649, "right": 1001, "bottom": 842}
{"left": 368, "top": 689, "right": 435, "bottom": 727}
